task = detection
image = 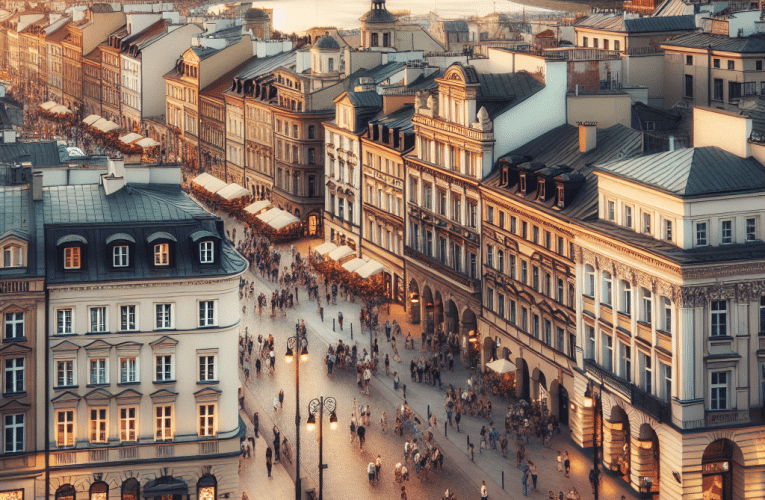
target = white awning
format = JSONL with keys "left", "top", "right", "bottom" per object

{"left": 356, "top": 259, "right": 384, "bottom": 279}
{"left": 243, "top": 200, "right": 271, "bottom": 215}
{"left": 217, "top": 183, "right": 250, "bottom": 201}
{"left": 50, "top": 104, "right": 72, "bottom": 115}
{"left": 256, "top": 207, "right": 283, "bottom": 224}
{"left": 83, "top": 114, "right": 102, "bottom": 125}
{"left": 269, "top": 212, "right": 300, "bottom": 230}
{"left": 327, "top": 245, "right": 353, "bottom": 261}
{"left": 119, "top": 132, "right": 144, "bottom": 144}
{"left": 136, "top": 137, "right": 160, "bottom": 148}
{"left": 342, "top": 258, "right": 367, "bottom": 273}
{"left": 313, "top": 242, "right": 337, "bottom": 255}
{"left": 93, "top": 120, "right": 119, "bottom": 133}
{"left": 192, "top": 173, "right": 228, "bottom": 194}
{"left": 39, "top": 101, "right": 57, "bottom": 110}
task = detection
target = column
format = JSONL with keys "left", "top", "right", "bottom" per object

{"left": 679, "top": 306, "right": 695, "bottom": 401}
{"left": 602, "top": 417, "right": 625, "bottom": 472}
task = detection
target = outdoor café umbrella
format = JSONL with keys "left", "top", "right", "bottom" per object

{"left": 485, "top": 358, "right": 517, "bottom": 375}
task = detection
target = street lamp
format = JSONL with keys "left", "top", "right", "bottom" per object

{"left": 306, "top": 396, "right": 338, "bottom": 500}
{"left": 584, "top": 385, "right": 600, "bottom": 500}
{"left": 285, "top": 335, "right": 308, "bottom": 500}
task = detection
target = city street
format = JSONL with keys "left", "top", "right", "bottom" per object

{"left": 222, "top": 211, "right": 640, "bottom": 500}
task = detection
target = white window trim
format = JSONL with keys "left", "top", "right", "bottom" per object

{"left": 89, "top": 306, "right": 108, "bottom": 333}
{"left": 154, "top": 243, "right": 170, "bottom": 266}
{"left": 4, "top": 311, "right": 24, "bottom": 339}
{"left": 198, "top": 300, "right": 218, "bottom": 328}
{"left": 55, "top": 359, "right": 76, "bottom": 388}
{"left": 198, "top": 402, "right": 217, "bottom": 436}
{"left": 695, "top": 220, "right": 709, "bottom": 247}
{"left": 721, "top": 219, "right": 734, "bottom": 245}
{"left": 4, "top": 357, "right": 25, "bottom": 394}
{"left": 198, "top": 353, "right": 218, "bottom": 382}
{"left": 155, "top": 303, "right": 174, "bottom": 330}
{"left": 89, "top": 407, "right": 108, "bottom": 443}
{"left": 154, "top": 404, "right": 174, "bottom": 441}
{"left": 113, "top": 245, "right": 129, "bottom": 267}
{"left": 89, "top": 357, "right": 109, "bottom": 385}
{"left": 710, "top": 370, "right": 731, "bottom": 411}
{"left": 4, "top": 413, "right": 25, "bottom": 453}
{"left": 200, "top": 240, "right": 215, "bottom": 264}
{"left": 120, "top": 406, "right": 138, "bottom": 442}
{"left": 56, "top": 308, "right": 74, "bottom": 335}
{"left": 64, "top": 247, "right": 81, "bottom": 269}
{"left": 120, "top": 304, "right": 138, "bottom": 332}
{"left": 55, "top": 409, "right": 76, "bottom": 448}
{"left": 155, "top": 354, "right": 175, "bottom": 382}
{"left": 120, "top": 356, "right": 139, "bottom": 384}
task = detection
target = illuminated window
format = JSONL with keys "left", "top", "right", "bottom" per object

{"left": 198, "top": 404, "right": 216, "bottom": 436}
{"left": 120, "top": 407, "right": 137, "bottom": 442}
{"left": 90, "top": 408, "right": 107, "bottom": 443}
{"left": 64, "top": 247, "right": 81, "bottom": 269}
{"left": 90, "top": 481, "right": 108, "bottom": 500}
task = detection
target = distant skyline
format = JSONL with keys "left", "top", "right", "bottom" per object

{"left": 208, "top": 0, "right": 555, "bottom": 33}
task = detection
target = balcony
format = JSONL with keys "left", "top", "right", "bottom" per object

{"left": 584, "top": 358, "right": 631, "bottom": 402}
{"left": 404, "top": 246, "right": 479, "bottom": 293}
{"left": 674, "top": 409, "right": 752, "bottom": 430}
{"left": 631, "top": 385, "right": 671, "bottom": 423}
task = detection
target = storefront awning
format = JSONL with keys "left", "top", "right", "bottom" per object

{"left": 313, "top": 242, "right": 337, "bottom": 255}
{"left": 327, "top": 245, "right": 353, "bottom": 261}
{"left": 256, "top": 207, "right": 299, "bottom": 230}
{"left": 83, "top": 114, "right": 102, "bottom": 125}
{"left": 356, "top": 259, "right": 384, "bottom": 279}
{"left": 342, "top": 258, "right": 367, "bottom": 273}
{"left": 243, "top": 200, "right": 271, "bottom": 215}
{"left": 119, "top": 132, "right": 144, "bottom": 144}
{"left": 93, "top": 119, "right": 119, "bottom": 133}
{"left": 39, "top": 100, "right": 57, "bottom": 110}
{"left": 217, "top": 183, "right": 250, "bottom": 201}
{"left": 141, "top": 477, "right": 188, "bottom": 498}
{"left": 50, "top": 104, "right": 72, "bottom": 115}
{"left": 136, "top": 137, "right": 160, "bottom": 148}
{"left": 192, "top": 173, "right": 228, "bottom": 194}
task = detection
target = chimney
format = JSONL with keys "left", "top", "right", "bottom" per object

{"left": 668, "top": 135, "right": 675, "bottom": 152}
{"left": 578, "top": 122, "right": 597, "bottom": 153}
{"left": 32, "top": 172, "right": 43, "bottom": 201}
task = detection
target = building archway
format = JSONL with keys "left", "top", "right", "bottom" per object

{"left": 90, "top": 482, "right": 108, "bottom": 500}
{"left": 635, "top": 423, "right": 660, "bottom": 496}
{"left": 445, "top": 299, "right": 458, "bottom": 335}
{"left": 549, "top": 379, "right": 569, "bottom": 424}
{"left": 531, "top": 368, "right": 548, "bottom": 410}
{"left": 434, "top": 291, "right": 444, "bottom": 334}
{"left": 603, "top": 405, "right": 630, "bottom": 484}
{"left": 702, "top": 438, "right": 745, "bottom": 500}
{"left": 408, "top": 280, "right": 420, "bottom": 324}
{"left": 197, "top": 474, "right": 217, "bottom": 500}
{"left": 515, "top": 357, "right": 530, "bottom": 401}
{"left": 56, "top": 485, "right": 76, "bottom": 500}
{"left": 121, "top": 479, "right": 140, "bottom": 500}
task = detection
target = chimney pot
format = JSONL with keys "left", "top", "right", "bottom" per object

{"left": 577, "top": 122, "right": 597, "bottom": 153}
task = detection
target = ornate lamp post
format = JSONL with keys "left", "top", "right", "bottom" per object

{"left": 285, "top": 335, "right": 308, "bottom": 500}
{"left": 584, "top": 385, "right": 601, "bottom": 500}
{"left": 306, "top": 396, "right": 338, "bottom": 500}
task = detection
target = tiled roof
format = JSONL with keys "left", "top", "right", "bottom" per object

{"left": 595, "top": 146, "right": 765, "bottom": 197}
{"left": 0, "top": 185, "right": 30, "bottom": 238}
{"left": 575, "top": 12, "right": 697, "bottom": 33}
{"left": 368, "top": 104, "right": 415, "bottom": 131}
{"left": 476, "top": 71, "right": 545, "bottom": 118}
{"left": 442, "top": 20, "right": 469, "bottom": 32}
{"left": 661, "top": 32, "right": 765, "bottom": 53}
{"left": 0, "top": 141, "right": 64, "bottom": 167}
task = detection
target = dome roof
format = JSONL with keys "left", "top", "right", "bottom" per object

{"left": 314, "top": 36, "right": 341, "bottom": 49}
{"left": 244, "top": 8, "right": 269, "bottom": 21}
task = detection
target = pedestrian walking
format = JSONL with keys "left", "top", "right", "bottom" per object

{"left": 265, "top": 446, "right": 272, "bottom": 478}
{"left": 364, "top": 366, "right": 372, "bottom": 395}
{"left": 273, "top": 393, "right": 279, "bottom": 413}
{"left": 564, "top": 451, "right": 571, "bottom": 477}
{"left": 480, "top": 480, "right": 488, "bottom": 500}
{"left": 394, "top": 372, "right": 400, "bottom": 390}
{"left": 350, "top": 417, "right": 357, "bottom": 444}
{"left": 380, "top": 411, "right": 388, "bottom": 433}
{"left": 455, "top": 409, "right": 461, "bottom": 432}
{"left": 368, "top": 461, "right": 376, "bottom": 484}
{"left": 375, "top": 455, "right": 382, "bottom": 481}
{"left": 357, "top": 423, "right": 366, "bottom": 450}
{"left": 400, "top": 485, "right": 407, "bottom": 500}
{"left": 385, "top": 354, "right": 390, "bottom": 376}
{"left": 279, "top": 389, "right": 284, "bottom": 409}
{"left": 253, "top": 412, "right": 259, "bottom": 438}
{"left": 529, "top": 460, "right": 538, "bottom": 492}
{"left": 522, "top": 465, "right": 529, "bottom": 496}
{"left": 556, "top": 451, "right": 563, "bottom": 472}
{"left": 273, "top": 436, "right": 280, "bottom": 463}
{"left": 403, "top": 383, "right": 407, "bottom": 399}
{"left": 338, "top": 311, "right": 344, "bottom": 330}
{"left": 404, "top": 440, "right": 411, "bottom": 463}
{"left": 255, "top": 357, "right": 261, "bottom": 377}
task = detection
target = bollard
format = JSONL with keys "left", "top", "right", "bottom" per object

{"left": 467, "top": 435, "right": 470, "bottom": 453}
{"left": 351, "top": 324, "right": 353, "bottom": 340}
{"left": 333, "top": 318, "right": 335, "bottom": 332}
{"left": 428, "top": 405, "right": 430, "bottom": 419}
{"left": 502, "top": 470, "right": 505, "bottom": 490}
{"left": 445, "top": 422, "right": 447, "bottom": 438}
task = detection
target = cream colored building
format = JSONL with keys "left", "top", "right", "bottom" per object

{"left": 43, "top": 162, "right": 246, "bottom": 500}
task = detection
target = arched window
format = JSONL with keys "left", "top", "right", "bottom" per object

{"left": 121, "top": 479, "right": 140, "bottom": 500}
{"left": 56, "top": 485, "right": 76, "bottom": 500}
{"left": 584, "top": 265, "right": 595, "bottom": 297}
{"left": 197, "top": 474, "right": 217, "bottom": 500}
{"left": 90, "top": 482, "right": 108, "bottom": 500}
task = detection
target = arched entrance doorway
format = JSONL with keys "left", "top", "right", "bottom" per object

{"left": 121, "top": 478, "right": 140, "bottom": 500}
{"left": 482, "top": 337, "right": 495, "bottom": 366}
{"left": 531, "top": 368, "right": 548, "bottom": 411}
{"left": 549, "top": 379, "right": 569, "bottom": 425}
{"left": 604, "top": 405, "right": 630, "bottom": 484}
{"left": 515, "top": 357, "right": 530, "bottom": 401}
{"left": 635, "top": 424, "right": 660, "bottom": 497}
{"left": 702, "top": 439, "right": 745, "bottom": 500}
{"left": 56, "top": 485, "right": 76, "bottom": 500}
{"left": 197, "top": 474, "right": 217, "bottom": 500}
{"left": 445, "top": 300, "right": 458, "bottom": 335}
{"left": 461, "top": 308, "right": 478, "bottom": 367}
{"left": 383, "top": 272, "right": 393, "bottom": 301}
{"left": 307, "top": 213, "right": 319, "bottom": 236}
{"left": 422, "top": 286, "right": 434, "bottom": 334}
{"left": 408, "top": 280, "right": 420, "bottom": 324}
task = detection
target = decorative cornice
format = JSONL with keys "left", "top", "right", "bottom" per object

{"left": 404, "top": 158, "right": 480, "bottom": 191}
{"left": 482, "top": 193, "right": 575, "bottom": 239}
{"left": 46, "top": 275, "right": 240, "bottom": 293}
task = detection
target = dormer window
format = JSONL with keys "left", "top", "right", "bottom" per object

{"left": 538, "top": 182, "right": 545, "bottom": 200}
{"left": 154, "top": 244, "right": 169, "bottom": 266}
{"left": 2, "top": 245, "right": 22, "bottom": 268}
{"left": 113, "top": 246, "right": 129, "bottom": 267}
{"left": 64, "top": 247, "right": 81, "bottom": 270}
{"left": 519, "top": 175, "right": 526, "bottom": 193}
{"left": 200, "top": 241, "right": 214, "bottom": 264}
{"left": 556, "top": 185, "right": 564, "bottom": 208}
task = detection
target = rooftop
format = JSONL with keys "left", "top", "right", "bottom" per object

{"left": 575, "top": 12, "right": 697, "bottom": 33}
{"left": 661, "top": 32, "right": 765, "bottom": 52}
{"left": 476, "top": 70, "right": 546, "bottom": 118}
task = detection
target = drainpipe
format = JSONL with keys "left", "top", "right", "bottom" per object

{"left": 707, "top": 44, "right": 712, "bottom": 108}
{"left": 44, "top": 286, "right": 50, "bottom": 500}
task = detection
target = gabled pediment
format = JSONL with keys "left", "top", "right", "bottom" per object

{"left": 0, "top": 301, "right": 35, "bottom": 314}
{"left": 84, "top": 339, "right": 113, "bottom": 352}
{"left": 52, "top": 340, "right": 80, "bottom": 354}
{"left": 116, "top": 341, "right": 142, "bottom": 354}
{"left": 194, "top": 386, "right": 222, "bottom": 403}
{"left": 115, "top": 388, "right": 142, "bottom": 406}
{"left": 0, "top": 399, "right": 30, "bottom": 412}
{"left": 150, "top": 389, "right": 178, "bottom": 404}
{"left": 84, "top": 388, "right": 113, "bottom": 404}
{"left": 51, "top": 390, "right": 81, "bottom": 408}
{"left": 0, "top": 342, "right": 32, "bottom": 355}
{"left": 150, "top": 336, "right": 178, "bottom": 350}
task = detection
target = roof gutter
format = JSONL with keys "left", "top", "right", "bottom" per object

{"left": 707, "top": 44, "right": 711, "bottom": 108}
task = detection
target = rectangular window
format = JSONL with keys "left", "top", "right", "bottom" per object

{"left": 120, "top": 407, "right": 137, "bottom": 442}
{"left": 155, "top": 355, "right": 173, "bottom": 381}
{"left": 661, "top": 363, "right": 672, "bottom": 402}
{"left": 467, "top": 201, "right": 477, "bottom": 228}
{"left": 642, "top": 289, "right": 652, "bottom": 324}
{"left": 713, "top": 58, "right": 720, "bottom": 69}
{"left": 747, "top": 218, "right": 757, "bottom": 241}
{"left": 711, "top": 300, "right": 727, "bottom": 336}
{"left": 486, "top": 287, "right": 494, "bottom": 311}
{"left": 90, "top": 408, "right": 107, "bottom": 443}
{"left": 113, "top": 245, "right": 129, "bottom": 267}
{"left": 120, "top": 305, "right": 136, "bottom": 331}
{"left": 56, "top": 360, "right": 74, "bottom": 387}
{"left": 4, "top": 413, "right": 24, "bottom": 453}
{"left": 544, "top": 319, "right": 552, "bottom": 345}
{"left": 199, "top": 404, "right": 215, "bottom": 436}
{"left": 64, "top": 247, "right": 81, "bottom": 269}
{"left": 5, "top": 358, "right": 24, "bottom": 394}
{"left": 200, "top": 241, "right": 214, "bottom": 263}
{"left": 602, "top": 272, "right": 613, "bottom": 306}
{"left": 120, "top": 357, "right": 138, "bottom": 383}
{"left": 686, "top": 55, "right": 693, "bottom": 65}
{"left": 623, "top": 206, "right": 632, "bottom": 228}
{"left": 521, "top": 261, "right": 528, "bottom": 284}
{"left": 499, "top": 211, "right": 505, "bottom": 228}
{"left": 498, "top": 250, "right": 504, "bottom": 273}
{"left": 156, "top": 304, "right": 172, "bottom": 329}
{"left": 721, "top": 220, "right": 733, "bottom": 244}
{"left": 509, "top": 255, "right": 516, "bottom": 280}
{"left": 90, "top": 358, "right": 107, "bottom": 385}
{"left": 607, "top": 200, "right": 615, "bottom": 221}
{"left": 522, "top": 221, "right": 528, "bottom": 239}
{"left": 4, "top": 312, "right": 23, "bottom": 339}
{"left": 620, "top": 342, "right": 631, "bottom": 382}
{"left": 424, "top": 183, "right": 432, "bottom": 210}
{"left": 665, "top": 220, "right": 673, "bottom": 241}
{"left": 642, "top": 213, "right": 651, "bottom": 234}
{"left": 510, "top": 216, "right": 517, "bottom": 234}
{"left": 90, "top": 307, "right": 107, "bottom": 333}
{"left": 533, "top": 314, "right": 540, "bottom": 339}
{"left": 532, "top": 266, "right": 539, "bottom": 291}
{"left": 641, "top": 352, "right": 652, "bottom": 394}
{"left": 521, "top": 307, "right": 528, "bottom": 332}
{"left": 728, "top": 60, "right": 735, "bottom": 70}
{"left": 155, "top": 405, "right": 173, "bottom": 440}
{"left": 154, "top": 243, "right": 169, "bottom": 266}
{"left": 684, "top": 74, "right": 693, "bottom": 98}
{"left": 199, "top": 355, "right": 216, "bottom": 381}
{"left": 729, "top": 81, "right": 742, "bottom": 101}
{"left": 557, "top": 279, "right": 564, "bottom": 302}
{"left": 56, "top": 410, "right": 75, "bottom": 447}
{"left": 662, "top": 297, "right": 672, "bottom": 333}
{"left": 696, "top": 222, "right": 708, "bottom": 246}
{"left": 602, "top": 333, "right": 613, "bottom": 372}
{"left": 586, "top": 325, "right": 595, "bottom": 359}
{"left": 714, "top": 78, "right": 723, "bottom": 101}
{"left": 557, "top": 327, "right": 565, "bottom": 352}
{"left": 557, "top": 236, "right": 564, "bottom": 254}
{"left": 509, "top": 299, "right": 516, "bottom": 324}
{"left": 533, "top": 226, "right": 539, "bottom": 244}
{"left": 711, "top": 371, "right": 728, "bottom": 410}
{"left": 486, "top": 245, "right": 494, "bottom": 268}
{"left": 199, "top": 301, "right": 216, "bottom": 327}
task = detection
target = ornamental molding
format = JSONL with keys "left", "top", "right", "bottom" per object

{"left": 404, "top": 159, "right": 479, "bottom": 191}
{"left": 683, "top": 261, "right": 765, "bottom": 280}
{"left": 580, "top": 247, "right": 677, "bottom": 300}
{"left": 678, "top": 281, "right": 765, "bottom": 308}
{"left": 575, "top": 230, "right": 682, "bottom": 277}
{"left": 481, "top": 194, "right": 575, "bottom": 239}
{"left": 47, "top": 275, "right": 240, "bottom": 293}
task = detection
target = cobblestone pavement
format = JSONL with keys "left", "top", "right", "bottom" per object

{"left": 218, "top": 211, "right": 639, "bottom": 500}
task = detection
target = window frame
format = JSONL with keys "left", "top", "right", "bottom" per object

{"left": 710, "top": 371, "right": 729, "bottom": 411}
{"left": 154, "top": 243, "right": 170, "bottom": 266}
{"left": 120, "top": 406, "right": 138, "bottom": 442}
{"left": 56, "top": 359, "right": 75, "bottom": 388}
{"left": 4, "top": 413, "right": 24, "bottom": 453}
{"left": 113, "top": 245, "right": 129, "bottom": 267}
{"left": 199, "top": 240, "right": 215, "bottom": 264}
{"left": 198, "top": 300, "right": 218, "bottom": 328}
{"left": 155, "top": 404, "right": 174, "bottom": 441}
{"left": 155, "top": 354, "right": 174, "bottom": 382}
{"left": 89, "top": 306, "right": 107, "bottom": 334}
{"left": 198, "top": 403, "right": 216, "bottom": 437}
{"left": 89, "top": 357, "right": 108, "bottom": 385}
{"left": 4, "top": 357, "right": 25, "bottom": 394}
{"left": 199, "top": 354, "right": 217, "bottom": 382}
{"left": 63, "top": 246, "right": 81, "bottom": 270}
{"left": 89, "top": 407, "right": 108, "bottom": 443}
{"left": 4, "top": 311, "right": 24, "bottom": 340}
{"left": 120, "top": 356, "right": 139, "bottom": 384}
{"left": 711, "top": 300, "right": 728, "bottom": 337}
{"left": 55, "top": 409, "right": 75, "bottom": 448}
{"left": 155, "top": 303, "right": 174, "bottom": 330}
